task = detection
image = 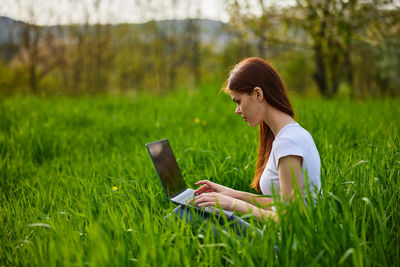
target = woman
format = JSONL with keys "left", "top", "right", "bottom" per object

{"left": 175, "top": 57, "right": 321, "bottom": 235}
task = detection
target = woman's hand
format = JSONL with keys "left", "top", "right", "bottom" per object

{"left": 193, "top": 192, "right": 236, "bottom": 211}
{"left": 194, "top": 180, "right": 235, "bottom": 197}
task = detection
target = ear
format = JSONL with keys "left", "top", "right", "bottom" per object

{"left": 254, "top": 87, "right": 264, "bottom": 102}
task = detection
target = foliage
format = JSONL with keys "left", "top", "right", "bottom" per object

{"left": 226, "top": 0, "right": 400, "bottom": 97}
{"left": 1, "top": 0, "right": 399, "bottom": 97}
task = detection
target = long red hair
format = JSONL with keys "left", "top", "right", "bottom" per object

{"left": 225, "top": 57, "right": 294, "bottom": 192}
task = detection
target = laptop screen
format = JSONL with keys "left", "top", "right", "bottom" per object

{"left": 146, "top": 139, "right": 187, "bottom": 198}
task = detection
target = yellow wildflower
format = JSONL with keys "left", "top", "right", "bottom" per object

{"left": 112, "top": 186, "right": 118, "bottom": 191}
{"left": 194, "top": 118, "right": 200, "bottom": 124}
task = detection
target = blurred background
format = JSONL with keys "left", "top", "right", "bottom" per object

{"left": 0, "top": 0, "right": 399, "bottom": 98}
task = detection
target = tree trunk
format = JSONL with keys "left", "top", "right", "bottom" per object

{"left": 313, "top": 44, "right": 328, "bottom": 96}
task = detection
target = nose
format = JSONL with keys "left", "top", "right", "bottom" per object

{"left": 235, "top": 105, "right": 241, "bottom": 115}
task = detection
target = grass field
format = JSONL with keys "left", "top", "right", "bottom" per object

{"left": 1, "top": 88, "right": 399, "bottom": 266}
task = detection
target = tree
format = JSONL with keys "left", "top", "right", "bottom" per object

{"left": 294, "top": 0, "right": 400, "bottom": 97}
{"left": 225, "top": 0, "right": 282, "bottom": 59}
{"left": 10, "top": 0, "right": 62, "bottom": 94}
{"left": 294, "top": 0, "right": 348, "bottom": 97}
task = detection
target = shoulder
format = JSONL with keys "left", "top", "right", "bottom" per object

{"left": 273, "top": 136, "right": 304, "bottom": 158}
{"left": 272, "top": 124, "right": 314, "bottom": 158}
{"left": 275, "top": 124, "right": 314, "bottom": 146}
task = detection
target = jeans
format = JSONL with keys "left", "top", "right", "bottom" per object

{"left": 172, "top": 205, "right": 263, "bottom": 238}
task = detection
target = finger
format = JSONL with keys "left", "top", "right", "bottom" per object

{"left": 195, "top": 193, "right": 219, "bottom": 203}
{"left": 194, "top": 180, "right": 211, "bottom": 186}
{"left": 198, "top": 201, "right": 215, "bottom": 207}
{"left": 194, "top": 194, "right": 213, "bottom": 204}
{"left": 193, "top": 195, "right": 206, "bottom": 204}
{"left": 194, "top": 185, "right": 210, "bottom": 194}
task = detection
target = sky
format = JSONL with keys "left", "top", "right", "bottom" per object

{"left": 0, "top": 0, "right": 295, "bottom": 25}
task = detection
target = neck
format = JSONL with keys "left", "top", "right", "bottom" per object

{"left": 262, "top": 106, "right": 296, "bottom": 137}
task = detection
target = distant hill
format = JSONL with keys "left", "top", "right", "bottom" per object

{"left": 0, "top": 16, "right": 26, "bottom": 44}
{"left": 0, "top": 16, "right": 230, "bottom": 45}
{"left": 0, "top": 16, "right": 231, "bottom": 63}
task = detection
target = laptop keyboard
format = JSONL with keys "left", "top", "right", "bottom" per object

{"left": 172, "top": 189, "right": 234, "bottom": 218}
{"left": 172, "top": 189, "right": 195, "bottom": 204}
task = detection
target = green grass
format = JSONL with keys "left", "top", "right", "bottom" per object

{"left": 1, "top": 88, "right": 399, "bottom": 266}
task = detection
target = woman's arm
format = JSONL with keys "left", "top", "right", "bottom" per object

{"left": 278, "top": 155, "right": 303, "bottom": 201}
{"left": 230, "top": 190, "right": 273, "bottom": 210}
{"left": 193, "top": 192, "right": 277, "bottom": 222}
{"left": 232, "top": 199, "right": 278, "bottom": 223}
{"left": 194, "top": 180, "right": 273, "bottom": 210}
{"left": 194, "top": 155, "right": 304, "bottom": 222}
{"left": 239, "top": 155, "right": 303, "bottom": 206}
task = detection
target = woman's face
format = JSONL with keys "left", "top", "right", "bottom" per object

{"left": 229, "top": 89, "right": 264, "bottom": 127}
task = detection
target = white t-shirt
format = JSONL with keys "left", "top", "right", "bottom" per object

{"left": 259, "top": 122, "right": 321, "bottom": 198}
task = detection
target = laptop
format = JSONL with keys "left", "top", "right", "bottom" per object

{"left": 146, "top": 139, "right": 233, "bottom": 218}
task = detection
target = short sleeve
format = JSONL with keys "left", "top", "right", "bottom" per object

{"left": 274, "top": 137, "right": 304, "bottom": 161}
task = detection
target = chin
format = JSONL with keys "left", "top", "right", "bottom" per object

{"left": 248, "top": 121, "right": 257, "bottom": 127}
{"left": 250, "top": 121, "right": 262, "bottom": 127}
